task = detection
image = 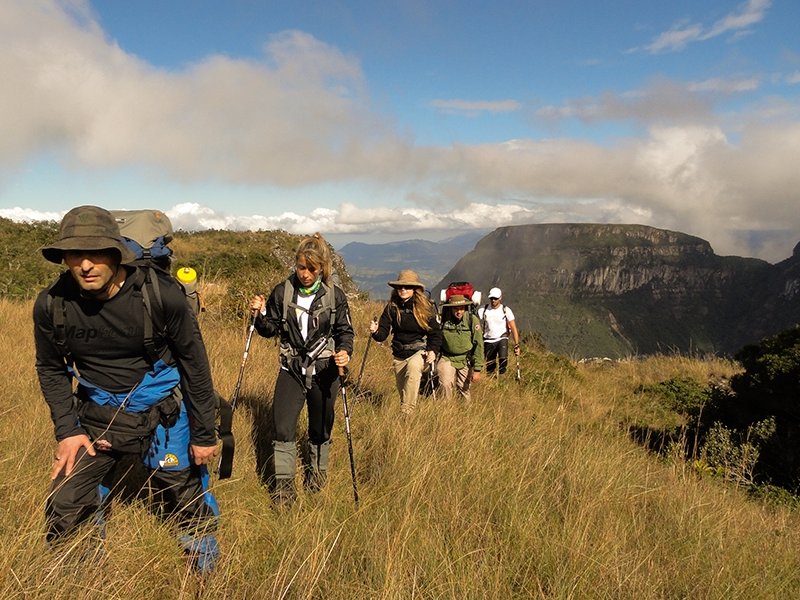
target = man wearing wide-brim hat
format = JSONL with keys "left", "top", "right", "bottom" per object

{"left": 34, "top": 205, "right": 221, "bottom": 573}
{"left": 437, "top": 294, "right": 485, "bottom": 401}
{"left": 369, "top": 269, "right": 442, "bottom": 413}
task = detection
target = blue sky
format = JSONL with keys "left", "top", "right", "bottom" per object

{"left": 1, "top": 0, "right": 799, "bottom": 260}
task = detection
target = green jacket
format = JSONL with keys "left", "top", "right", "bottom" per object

{"left": 440, "top": 312, "right": 484, "bottom": 371}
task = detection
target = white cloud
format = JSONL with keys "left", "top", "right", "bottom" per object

{"left": 164, "top": 201, "right": 541, "bottom": 237}
{"left": 702, "top": 0, "right": 771, "bottom": 40}
{"left": 536, "top": 80, "right": 718, "bottom": 125}
{"left": 429, "top": 99, "right": 522, "bottom": 116}
{"left": 688, "top": 77, "right": 760, "bottom": 94}
{"left": 1, "top": 1, "right": 799, "bottom": 266}
{"left": 0, "top": 206, "right": 65, "bottom": 222}
{"left": 0, "top": 2, "right": 422, "bottom": 185}
{"left": 641, "top": 0, "right": 770, "bottom": 54}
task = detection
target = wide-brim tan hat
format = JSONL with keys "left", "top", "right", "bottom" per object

{"left": 41, "top": 205, "right": 137, "bottom": 265}
{"left": 443, "top": 294, "right": 472, "bottom": 307}
{"left": 388, "top": 269, "right": 425, "bottom": 289}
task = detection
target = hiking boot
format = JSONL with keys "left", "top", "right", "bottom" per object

{"left": 305, "top": 440, "right": 331, "bottom": 493}
{"left": 272, "top": 478, "right": 296, "bottom": 510}
{"left": 181, "top": 533, "right": 220, "bottom": 575}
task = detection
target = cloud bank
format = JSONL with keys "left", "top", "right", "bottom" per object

{"left": 1, "top": 0, "right": 799, "bottom": 263}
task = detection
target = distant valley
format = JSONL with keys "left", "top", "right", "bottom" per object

{"left": 338, "top": 231, "right": 487, "bottom": 300}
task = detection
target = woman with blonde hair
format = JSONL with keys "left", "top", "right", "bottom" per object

{"left": 250, "top": 233, "right": 354, "bottom": 507}
{"left": 369, "top": 270, "right": 442, "bottom": 414}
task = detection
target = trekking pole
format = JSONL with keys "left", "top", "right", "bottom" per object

{"left": 231, "top": 312, "right": 257, "bottom": 411}
{"left": 338, "top": 366, "right": 359, "bottom": 506}
{"left": 217, "top": 311, "right": 256, "bottom": 479}
{"left": 355, "top": 316, "right": 378, "bottom": 393}
{"left": 516, "top": 354, "right": 522, "bottom": 383}
{"left": 427, "top": 358, "right": 437, "bottom": 401}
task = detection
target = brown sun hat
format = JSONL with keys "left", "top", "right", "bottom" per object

{"left": 41, "top": 205, "right": 137, "bottom": 265}
{"left": 388, "top": 269, "right": 425, "bottom": 289}
{"left": 443, "top": 294, "right": 472, "bottom": 307}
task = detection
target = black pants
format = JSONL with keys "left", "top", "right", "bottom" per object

{"left": 272, "top": 360, "right": 339, "bottom": 444}
{"left": 46, "top": 447, "right": 218, "bottom": 543}
{"left": 484, "top": 339, "right": 509, "bottom": 374}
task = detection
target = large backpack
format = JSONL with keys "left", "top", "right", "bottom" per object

{"left": 46, "top": 267, "right": 235, "bottom": 478}
{"left": 111, "top": 209, "right": 174, "bottom": 267}
{"left": 111, "top": 209, "right": 201, "bottom": 315}
{"left": 439, "top": 281, "right": 482, "bottom": 317}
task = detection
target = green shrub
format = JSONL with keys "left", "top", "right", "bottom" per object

{"left": 0, "top": 218, "right": 62, "bottom": 300}
{"left": 634, "top": 376, "right": 711, "bottom": 417}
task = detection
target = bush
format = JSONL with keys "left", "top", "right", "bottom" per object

{"left": 0, "top": 218, "right": 62, "bottom": 300}
{"left": 635, "top": 376, "right": 711, "bottom": 417}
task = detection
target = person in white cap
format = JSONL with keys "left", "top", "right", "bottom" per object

{"left": 477, "top": 287, "right": 520, "bottom": 376}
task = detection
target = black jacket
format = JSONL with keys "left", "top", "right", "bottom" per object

{"left": 33, "top": 266, "right": 218, "bottom": 446}
{"left": 254, "top": 276, "right": 354, "bottom": 358}
{"left": 372, "top": 298, "right": 442, "bottom": 360}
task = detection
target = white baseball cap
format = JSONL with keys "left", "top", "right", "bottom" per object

{"left": 489, "top": 287, "right": 502, "bottom": 299}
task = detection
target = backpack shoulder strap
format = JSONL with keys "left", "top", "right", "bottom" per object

{"left": 46, "top": 273, "right": 73, "bottom": 365}
{"left": 282, "top": 278, "right": 338, "bottom": 331}
{"left": 138, "top": 267, "right": 167, "bottom": 364}
{"left": 481, "top": 303, "right": 490, "bottom": 331}
{"left": 322, "top": 281, "right": 337, "bottom": 321}
{"left": 502, "top": 304, "right": 511, "bottom": 334}
{"left": 281, "top": 278, "right": 295, "bottom": 333}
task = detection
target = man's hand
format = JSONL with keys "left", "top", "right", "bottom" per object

{"left": 425, "top": 350, "right": 437, "bottom": 364}
{"left": 471, "top": 371, "right": 482, "bottom": 382}
{"left": 190, "top": 444, "right": 218, "bottom": 466}
{"left": 514, "top": 343, "right": 521, "bottom": 356}
{"left": 51, "top": 434, "right": 95, "bottom": 480}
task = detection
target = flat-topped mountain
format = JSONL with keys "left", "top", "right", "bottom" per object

{"left": 433, "top": 224, "right": 800, "bottom": 358}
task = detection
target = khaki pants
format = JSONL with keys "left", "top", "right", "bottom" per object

{"left": 436, "top": 356, "right": 472, "bottom": 401}
{"left": 393, "top": 350, "right": 425, "bottom": 414}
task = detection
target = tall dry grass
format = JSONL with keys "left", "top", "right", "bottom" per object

{"left": 2, "top": 296, "right": 799, "bottom": 599}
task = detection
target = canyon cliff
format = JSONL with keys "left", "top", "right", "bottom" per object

{"left": 433, "top": 224, "right": 800, "bottom": 358}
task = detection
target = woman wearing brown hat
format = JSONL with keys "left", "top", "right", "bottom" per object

{"left": 369, "top": 269, "right": 442, "bottom": 414}
{"left": 437, "top": 294, "right": 484, "bottom": 401}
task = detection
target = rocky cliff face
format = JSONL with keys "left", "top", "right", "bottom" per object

{"left": 434, "top": 224, "right": 798, "bottom": 358}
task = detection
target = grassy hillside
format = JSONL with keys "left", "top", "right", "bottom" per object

{"left": 3, "top": 294, "right": 800, "bottom": 598}
{"left": 0, "top": 218, "right": 359, "bottom": 316}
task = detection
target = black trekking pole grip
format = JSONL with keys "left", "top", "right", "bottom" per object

{"left": 339, "top": 365, "right": 359, "bottom": 506}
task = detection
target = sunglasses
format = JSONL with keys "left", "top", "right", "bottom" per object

{"left": 395, "top": 285, "right": 415, "bottom": 290}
